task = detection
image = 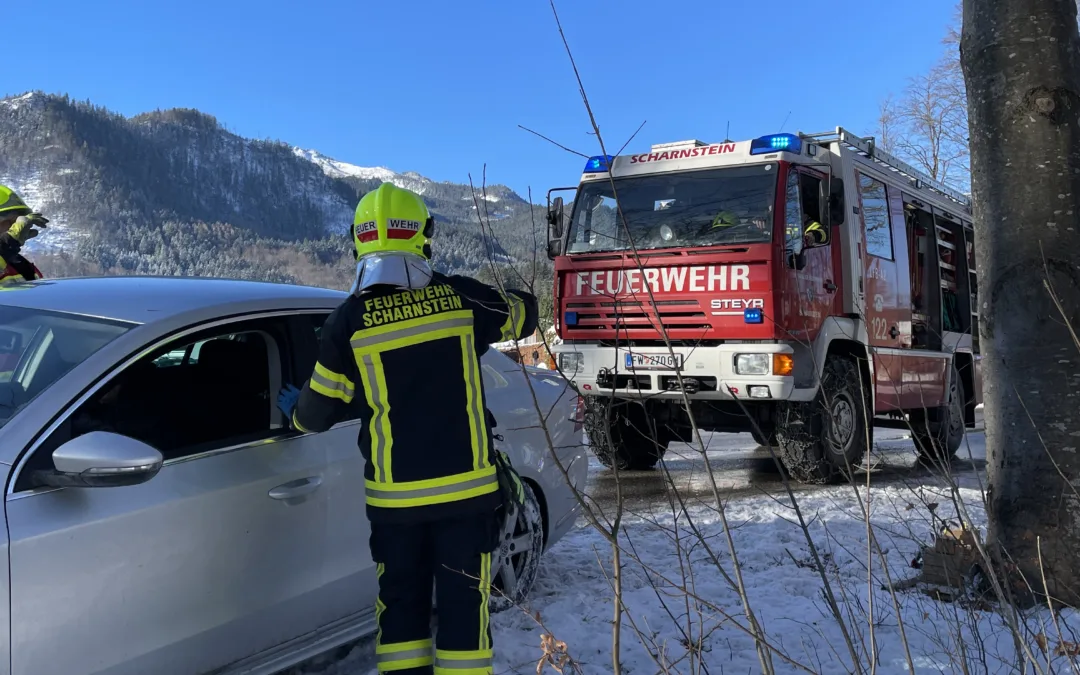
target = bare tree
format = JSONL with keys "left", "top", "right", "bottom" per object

{"left": 879, "top": 6, "right": 970, "bottom": 191}
{"left": 962, "top": 0, "right": 1080, "bottom": 607}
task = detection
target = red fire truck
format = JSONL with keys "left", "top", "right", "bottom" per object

{"left": 545, "top": 127, "right": 982, "bottom": 483}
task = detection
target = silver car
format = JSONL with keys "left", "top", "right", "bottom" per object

{"left": 0, "top": 277, "right": 588, "bottom": 675}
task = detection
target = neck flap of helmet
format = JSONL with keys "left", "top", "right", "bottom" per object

{"left": 350, "top": 251, "right": 434, "bottom": 296}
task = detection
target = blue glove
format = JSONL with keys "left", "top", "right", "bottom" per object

{"left": 277, "top": 384, "right": 301, "bottom": 420}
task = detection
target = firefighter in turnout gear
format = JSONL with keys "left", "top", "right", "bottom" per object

{"left": 802, "top": 213, "right": 828, "bottom": 246}
{"left": 0, "top": 185, "right": 46, "bottom": 285}
{"left": 281, "top": 183, "right": 537, "bottom": 675}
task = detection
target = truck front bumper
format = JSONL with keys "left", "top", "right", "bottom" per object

{"left": 551, "top": 343, "right": 809, "bottom": 402}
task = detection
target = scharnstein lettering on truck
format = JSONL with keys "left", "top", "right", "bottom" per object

{"left": 573, "top": 265, "right": 751, "bottom": 295}
{"left": 628, "top": 143, "right": 738, "bottom": 164}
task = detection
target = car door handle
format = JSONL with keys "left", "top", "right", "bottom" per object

{"left": 889, "top": 326, "right": 899, "bottom": 339}
{"left": 823, "top": 280, "right": 837, "bottom": 293}
{"left": 268, "top": 476, "right": 323, "bottom": 500}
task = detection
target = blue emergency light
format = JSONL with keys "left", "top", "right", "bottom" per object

{"left": 744, "top": 308, "right": 764, "bottom": 324}
{"left": 583, "top": 155, "right": 614, "bottom": 173}
{"left": 749, "top": 133, "right": 802, "bottom": 156}
{"left": 564, "top": 311, "right": 579, "bottom": 326}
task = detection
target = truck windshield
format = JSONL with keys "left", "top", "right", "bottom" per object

{"left": 566, "top": 164, "right": 777, "bottom": 254}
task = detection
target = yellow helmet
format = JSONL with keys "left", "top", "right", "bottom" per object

{"left": 349, "top": 183, "right": 437, "bottom": 294}
{"left": 0, "top": 184, "right": 31, "bottom": 217}
{"left": 351, "top": 183, "right": 434, "bottom": 261}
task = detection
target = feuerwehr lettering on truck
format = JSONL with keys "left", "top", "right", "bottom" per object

{"left": 572, "top": 264, "right": 751, "bottom": 295}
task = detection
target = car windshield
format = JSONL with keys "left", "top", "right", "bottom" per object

{"left": 0, "top": 306, "right": 133, "bottom": 430}
{"left": 566, "top": 164, "right": 778, "bottom": 254}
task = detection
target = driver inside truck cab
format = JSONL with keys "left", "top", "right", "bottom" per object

{"left": 803, "top": 213, "right": 828, "bottom": 246}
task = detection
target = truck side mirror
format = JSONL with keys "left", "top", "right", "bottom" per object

{"left": 546, "top": 196, "right": 567, "bottom": 260}
{"left": 829, "top": 178, "right": 846, "bottom": 227}
{"left": 547, "top": 197, "right": 565, "bottom": 238}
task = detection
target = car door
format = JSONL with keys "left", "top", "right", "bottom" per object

{"left": 4, "top": 314, "right": 335, "bottom": 675}
{"left": 291, "top": 313, "right": 377, "bottom": 629}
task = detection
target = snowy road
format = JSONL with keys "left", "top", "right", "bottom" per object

{"left": 287, "top": 412, "right": 1077, "bottom": 675}
{"left": 587, "top": 409, "right": 986, "bottom": 516}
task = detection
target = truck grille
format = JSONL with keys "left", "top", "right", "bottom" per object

{"left": 564, "top": 299, "right": 711, "bottom": 338}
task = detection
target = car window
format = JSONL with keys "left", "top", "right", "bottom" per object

{"left": 151, "top": 339, "right": 211, "bottom": 368}
{"left": 14, "top": 319, "right": 295, "bottom": 492}
{"left": 75, "top": 330, "right": 277, "bottom": 459}
{"left": 0, "top": 306, "right": 133, "bottom": 431}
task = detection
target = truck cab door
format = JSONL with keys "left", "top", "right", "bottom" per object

{"left": 779, "top": 166, "right": 836, "bottom": 340}
{"left": 855, "top": 169, "right": 909, "bottom": 413}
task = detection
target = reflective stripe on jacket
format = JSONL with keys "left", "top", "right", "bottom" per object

{"left": 293, "top": 272, "right": 538, "bottom": 523}
{"left": 0, "top": 254, "right": 42, "bottom": 285}
{"left": 804, "top": 220, "right": 827, "bottom": 245}
{"left": 0, "top": 232, "right": 43, "bottom": 284}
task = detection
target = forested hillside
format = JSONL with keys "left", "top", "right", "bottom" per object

{"left": 0, "top": 91, "right": 554, "bottom": 322}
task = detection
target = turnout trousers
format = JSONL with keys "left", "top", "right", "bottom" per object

{"left": 371, "top": 509, "right": 499, "bottom": 675}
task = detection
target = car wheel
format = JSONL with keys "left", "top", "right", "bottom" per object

{"left": 489, "top": 481, "right": 544, "bottom": 614}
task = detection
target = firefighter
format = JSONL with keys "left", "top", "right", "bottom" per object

{"left": 278, "top": 183, "right": 537, "bottom": 675}
{"left": 0, "top": 185, "right": 47, "bottom": 285}
{"left": 802, "top": 213, "right": 828, "bottom": 246}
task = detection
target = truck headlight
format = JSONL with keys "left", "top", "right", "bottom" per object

{"left": 559, "top": 352, "right": 584, "bottom": 375}
{"left": 734, "top": 353, "right": 770, "bottom": 376}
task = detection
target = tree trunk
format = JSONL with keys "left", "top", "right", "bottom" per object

{"left": 961, "top": 0, "right": 1080, "bottom": 607}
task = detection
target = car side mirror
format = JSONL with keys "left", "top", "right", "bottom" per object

{"left": 829, "top": 178, "right": 846, "bottom": 227}
{"left": 34, "top": 431, "right": 164, "bottom": 489}
{"left": 0, "top": 328, "right": 22, "bottom": 354}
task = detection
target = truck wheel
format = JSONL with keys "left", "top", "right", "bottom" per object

{"left": 911, "top": 362, "right": 965, "bottom": 466}
{"left": 586, "top": 399, "right": 668, "bottom": 471}
{"left": 776, "top": 355, "right": 870, "bottom": 484}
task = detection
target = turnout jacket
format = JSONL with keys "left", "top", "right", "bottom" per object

{"left": 293, "top": 272, "right": 538, "bottom": 523}
{"left": 0, "top": 232, "right": 42, "bottom": 285}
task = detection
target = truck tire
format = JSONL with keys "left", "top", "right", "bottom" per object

{"left": 776, "top": 355, "right": 870, "bottom": 484}
{"left": 586, "top": 399, "right": 669, "bottom": 471}
{"left": 911, "top": 361, "right": 966, "bottom": 465}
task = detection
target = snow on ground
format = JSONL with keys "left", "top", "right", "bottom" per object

{"left": 305, "top": 433, "right": 1079, "bottom": 674}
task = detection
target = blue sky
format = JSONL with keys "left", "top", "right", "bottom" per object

{"left": 9, "top": 0, "right": 955, "bottom": 201}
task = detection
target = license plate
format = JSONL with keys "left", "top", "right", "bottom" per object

{"left": 625, "top": 352, "right": 684, "bottom": 371}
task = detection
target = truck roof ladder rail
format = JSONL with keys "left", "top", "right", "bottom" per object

{"left": 801, "top": 126, "right": 972, "bottom": 212}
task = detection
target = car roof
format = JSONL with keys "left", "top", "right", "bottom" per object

{"left": 0, "top": 276, "right": 348, "bottom": 324}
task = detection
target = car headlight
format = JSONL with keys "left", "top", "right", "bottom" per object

{"left": 734, "top": 353, "right": 770, "bottom": 376}
{"left": 559, "top": 352, "right": 584, "bottom": 374}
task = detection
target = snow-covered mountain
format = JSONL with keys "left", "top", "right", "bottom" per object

{"left": 0, "top": 91, "right": 540, "bottom": 285}
{"left": 290, "top": 147, "right": 504, "bottom": 204}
